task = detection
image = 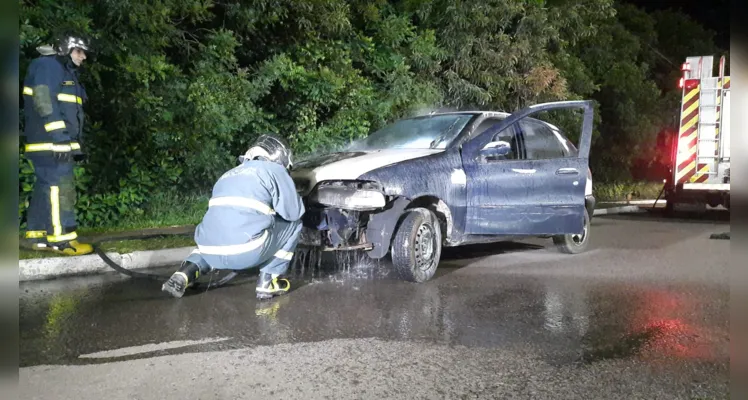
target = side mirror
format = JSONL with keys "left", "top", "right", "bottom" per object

{"left": 479, "top": 140, "right": 512, "bottom": 160}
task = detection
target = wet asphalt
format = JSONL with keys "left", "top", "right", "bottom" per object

{"left": 19, "top": 210, "right": 730, "bottom": 399}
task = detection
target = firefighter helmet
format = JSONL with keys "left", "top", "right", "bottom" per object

{"left": 239, "top": 134, "right": 294, "bottom": 169}
{"left": 55, "top": 34, "right": 92, "bottom": 56}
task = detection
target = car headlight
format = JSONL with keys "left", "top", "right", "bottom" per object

{"left": 310, "top": 181, "right": 386, "bottom": 210}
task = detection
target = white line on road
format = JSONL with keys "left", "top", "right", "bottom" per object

{"left": 78, "top": 337, "right": 232, "bottom": 359}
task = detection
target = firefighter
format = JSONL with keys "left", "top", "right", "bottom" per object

{"left": 21, "top": 34, "right": 93, "bottom": 255}
{"left": 161, "top": 134, "right": 305, "bottom": 300}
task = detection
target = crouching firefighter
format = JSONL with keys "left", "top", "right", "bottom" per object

{"left": 21, "top": 34, "right": 93, "bottom": 255}
{"left": 162, "top": 134, "right": 305, "bottom": 300}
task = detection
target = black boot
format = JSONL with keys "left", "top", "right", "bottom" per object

{"left": 162, "top": 261, "right": 202, "bottom": 298}
{"left": 256, "top": 272, "right": 290, "bottom": 300}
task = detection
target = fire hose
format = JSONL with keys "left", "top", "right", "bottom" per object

{"left": 90, "top": 231, "right": 238, "bottom": 289}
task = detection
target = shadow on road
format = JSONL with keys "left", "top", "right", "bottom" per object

{"left": 441, "top": 241, "right": 546, "bottom": 261}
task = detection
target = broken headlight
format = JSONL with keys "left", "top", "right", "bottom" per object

{"left": 310, "top": 181, "right": 386, "bottom": 210}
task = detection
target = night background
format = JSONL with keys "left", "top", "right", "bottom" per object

{"left": 628, "top": 0, "right": 729, "bottom": 48}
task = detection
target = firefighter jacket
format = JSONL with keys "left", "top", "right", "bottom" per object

{"left": 194, "top": 159, "right": 305, "bottom": 255}
{"left": 22, "top": 55, "right": 87, "bottom": 158}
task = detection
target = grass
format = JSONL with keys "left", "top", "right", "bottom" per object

{"left": 19, "top": 191, "right": 206, "bottom": 260}
{"left": 20, "top": 191, "right": 209, "bottom": 238}
{"left": 593, "top": 181, "right": 665, "bottom": 202}
{"left": 18, "top": 181, "right": 666, "bottom": 261}
{"left": 19, "top": 235, "right": 196, "bottom": 260}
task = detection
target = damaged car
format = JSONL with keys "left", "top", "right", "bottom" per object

{"left": 290, "top": 101, "right": 596, "bottom": 283}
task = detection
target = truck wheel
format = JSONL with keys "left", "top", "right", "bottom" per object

{"left": 553, "top": 208, "right": 590, "bottom": 254}
{"left": 391, "top": 207, "right": 442, "bottom": 283}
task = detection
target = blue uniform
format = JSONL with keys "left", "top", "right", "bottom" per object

{"left": 22, "top": 55, "right": 87, "bottom": 243}
{"left": 185, "top": 159, "right": 305, "bottom": 276}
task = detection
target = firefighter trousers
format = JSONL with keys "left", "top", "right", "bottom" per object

{"left": 24, "top": 153, "right": 78, "bottom": 243}
{"left": 187, "top": 217, "right": 303, "bottom": 276}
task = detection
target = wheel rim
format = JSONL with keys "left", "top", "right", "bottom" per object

{"left": 571, "top": 216, "right": 589, "bottom": 245}
{"left": 415, "top": 223, "right": 436, "bottom": 270}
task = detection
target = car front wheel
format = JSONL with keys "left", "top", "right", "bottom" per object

{"left": 391, "top": 207, "right": 442, "bottom": 283}
{"left": 553, "top": 208, "right": 590, "bottom": 254}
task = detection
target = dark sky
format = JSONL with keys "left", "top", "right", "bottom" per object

{"left": 625, "top": 0, "right": 729, "bottom": 49}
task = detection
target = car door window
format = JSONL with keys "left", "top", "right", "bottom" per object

{"left": 473, "top": 118, "right": 504, "bottom": 137}
{"left": 468, "top": 117, "right": 520, "bottom": 160}
{"left": 550, "top": 128, "right": 579, "bottom": 157}
{"left": 490, "top": 124, "right": 520, "bottom": 160}
{"left": 519, "top": 119, "right": 567, "bottom": 160}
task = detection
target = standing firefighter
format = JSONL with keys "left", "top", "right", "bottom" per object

{"left": 21, "top": 35, "right": 93, "bottom": 255}
{"left": 162, "top": 134, "right": 305, "bottom": 300}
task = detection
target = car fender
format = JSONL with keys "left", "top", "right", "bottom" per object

{"left": 359, "top": 149, "right": 468, "bottom": 244}
{"left": 365, "top": 197, "right": 410, "bottom": 259}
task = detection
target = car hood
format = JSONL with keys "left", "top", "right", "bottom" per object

{"left": 291, "top": 148, "right": 443, "bottom": 193}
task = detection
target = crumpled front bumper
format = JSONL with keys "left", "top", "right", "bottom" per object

{"left": 298, "top": 206, "right": 372, "bottom": 251}
{"left": 297, "top": 197, "right": 410, "bottom": 258}
{"left": 298, "top": 225, "right": 322, "bottom": 246}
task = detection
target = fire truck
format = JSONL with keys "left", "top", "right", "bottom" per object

{"left": 663, "top": 55, "right": 730, "bottom": 213}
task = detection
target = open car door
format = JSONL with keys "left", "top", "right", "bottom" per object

{"left": 461, "top": 101, "right": 594, "bottom": 235}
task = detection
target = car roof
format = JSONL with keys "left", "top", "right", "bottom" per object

{"left": 424, "top": 110, "right": 567, "bottom": 129}
{"left": 411, "top": 111, "right": 510, "bottom": 118}
{"left": 412, "top": 110, "right": 563, "bottom": 129}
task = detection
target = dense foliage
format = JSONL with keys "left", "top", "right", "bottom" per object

{"left": 18, "top": 0, "right": 726, "bottom": 228}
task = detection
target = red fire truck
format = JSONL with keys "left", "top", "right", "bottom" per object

{"left": 663, "top": 55, "right": 730, "bottom": 212}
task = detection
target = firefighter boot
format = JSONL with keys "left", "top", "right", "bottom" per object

{"left": 162, "top": 261, "right": 202, "bottom": 298}
{"left": 32, "top": 239, "right": 94, "bottom": 256}
{"left": 256, "top": 272, "right": 290, "bottom": 300}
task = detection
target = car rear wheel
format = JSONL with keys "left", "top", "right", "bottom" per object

{"left": 553, "top": 208, "right": 590, "bottom": 254}
{"left": 391, "top": 207, "right": 442, "bottom": 283}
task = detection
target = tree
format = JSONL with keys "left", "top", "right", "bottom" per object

{"left": 18, "top": 0, "right": 727, "bottom": 227}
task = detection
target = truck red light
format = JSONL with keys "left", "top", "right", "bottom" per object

{"left": 684, "top": 79, "right": 699, "bottom": 90}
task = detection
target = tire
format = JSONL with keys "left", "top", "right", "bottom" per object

{"left": 552, "top": 208, "right": 590, "bottom": 254}
{"left": 390, "top": 207, "right": 442, "bottom": 283}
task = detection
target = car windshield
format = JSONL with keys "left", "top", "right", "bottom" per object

{"left": 345, "top": 114, "right": 475, "bottom": 151}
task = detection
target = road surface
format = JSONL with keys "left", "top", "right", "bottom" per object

{"left": 19, "top": 210, "right": 730, "bottom": 399}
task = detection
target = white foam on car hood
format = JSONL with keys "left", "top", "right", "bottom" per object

{"left": 291, "top": 149, "right": 443, "bottom": 193}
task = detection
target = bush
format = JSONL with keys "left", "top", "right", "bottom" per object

{"left": 19, "top": 155, "right": 208, "bottom": 232}
{"left": 18, "top": 153, "right": 34, "bottom": 230}
{"left": 18, "top": 152, "right": 158, "bottom": 230}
